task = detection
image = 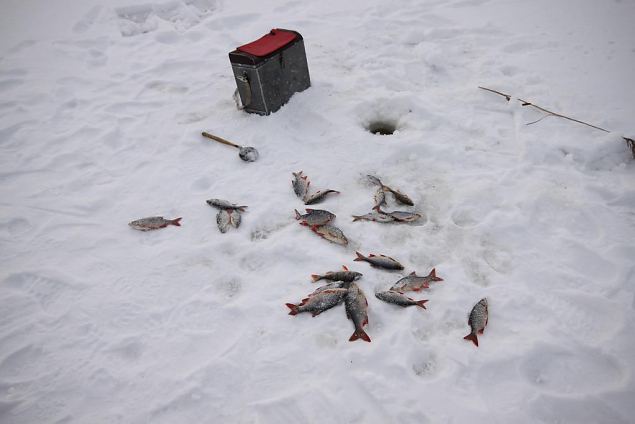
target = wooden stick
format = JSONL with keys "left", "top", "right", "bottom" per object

{"left": 201, "top": 131, "right": 240, "bottom": 149}
{"left": 478, "top": 86, "right": 635, "bottom": 159}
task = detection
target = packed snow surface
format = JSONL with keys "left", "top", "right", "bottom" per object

{"left": 1, "top": 0, "right": 634, "bottom": 422}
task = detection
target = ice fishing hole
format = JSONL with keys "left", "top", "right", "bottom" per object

{"left": 367, "top": 120, "right": 397, "bottom": 135}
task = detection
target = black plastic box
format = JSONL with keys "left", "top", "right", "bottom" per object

{"left": 229, "top": 29, "right": 311, "bottom": 115}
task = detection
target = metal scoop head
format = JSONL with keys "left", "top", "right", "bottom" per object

{"left": 202, "top": 131, "right": 259, "bottom": 163}
{"left": 239, "top": 146, "right": 259, "bottom": 162}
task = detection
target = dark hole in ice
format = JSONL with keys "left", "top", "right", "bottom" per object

{"left": 367, "top": 120, "right": 397, "bottom": 135}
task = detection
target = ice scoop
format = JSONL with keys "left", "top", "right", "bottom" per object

{"left": 201, "top": 131, "right": 259, "bottom": 162}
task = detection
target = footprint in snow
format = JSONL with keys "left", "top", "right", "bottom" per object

{"left": 519, "top": 344, "right": 624, "bottom": 395}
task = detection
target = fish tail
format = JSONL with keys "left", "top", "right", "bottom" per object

{"left": 416, "top": 300, "right": 429, "bottom": 309}
{"left": 239, "top": 206, "right": 248, "bottom": 212}
{"left": 170, "top": 217, "right": 182, "bottom": 226}
{"left": 285, "top": 303, "right": 299, "bottom": 316}
{"left": 310, "top": 274, "right": 322, "bottom": 282}
{"left": 429, "top": 268, "right": 443, "bottom": 282}
{"left": 294, "top": 209, "right": 301, "bottom": 220}
{"left": 353, "top": 251, "right": 365, "bottom": 262}
{"left": 349, "top": 329, "right": 371, "bottom": 343}
{"left": 352, "top": 215, "right": 361, "bottom": 222}
{"left": 463, "top": 333, "right": 479, "bottom": 347}
{"left": 368, "top": 175, "right": 383, "bottom": 187}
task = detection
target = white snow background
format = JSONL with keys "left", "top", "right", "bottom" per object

{"left": 1, "top": 0, "right": 634, "bottom": 422}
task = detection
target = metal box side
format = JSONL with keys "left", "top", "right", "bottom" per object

{"left": 229, "top": 35, "right": 311, "bottom": 115}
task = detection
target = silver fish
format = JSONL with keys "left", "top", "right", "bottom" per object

{"left": 367, "top": 175, "right": 414, "bottom": 206}
{"left": 286, "top": 288, "right": 348, "bottom": 317}
{"left": 311, "top": 224, "right": 348, "bottom": 246}
{"left": 373, "top": 187, "right": 387, "bottom": 209}
{"left": 311, "top": 266, "right": 362, "bottom": 283}
{"left": 381, "top": 209, "right": 422, "bottom": 223}
{"left": 216, "top": 210, "right": 231, "bottom": 233}
{"left": 228, "top": 209, "right": 241, "bottom": 228}
{"left": 129, "top": 216, "right": 182, "bottom": 231}
{"left": 206, "top": 199, "right": 247, "bottom": 211}
{"left": 352, "top": 211, "right": 396, "bottom": 223}
{"left": 295, "top": 208, "right": 335, "bottom": 226}
{"left": 387, "top": 188, "right": 414, "bottom": 206}
{"left": 354, "top": 251, "right": 404, "bottom": 270}
{"left": 390, "top": 269, "right": 443, "bottom": 292}
{"left": 464, "top": 298, "right": 488, "bottom": 347}
{"left": 303, "top": 189, "right": 340, "bottom": 205}
{"left": 345, "top": 282, "right": 371, "bottom": 342}
{"left": 292, "top": 171, "right": 310, "bottom": 199}
{"left": 308, "top": 281, "right": 350, "bottom": 296}
{"left": 375, "top": 290, "right": 428, "bottom": 309}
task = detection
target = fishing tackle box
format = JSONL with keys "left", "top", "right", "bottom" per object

{"left": 229, "top": 29, "right": 311, "bottom": 115}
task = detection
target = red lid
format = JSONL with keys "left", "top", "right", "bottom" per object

{"left": 237, "top": 29, "right": 297, "bottom": 57}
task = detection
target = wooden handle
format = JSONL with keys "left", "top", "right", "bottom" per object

{"left": 201, "top": 132, "right": 240, "bottom": 149}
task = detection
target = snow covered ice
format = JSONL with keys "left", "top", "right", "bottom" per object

{"left": 1, "top": 0, "right": 634, "bottom": 423}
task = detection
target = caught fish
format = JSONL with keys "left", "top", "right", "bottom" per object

{"left": 292, "top": 171, "right": 310, "bottom": 199}
{"left": 464, "top": 298, "right": 488, "bottom": 347}
{"left": 286, "top": 288, "right": 348, "bottom": 317}
{"left": 311, "top": 265, "right": 362, "bottom": 283}
{"left": 129, "top": 216, "right": 182, "bottom": 231}
{"left": 311, "top": 224, "right": 349, "bottom": 246}
{"left": 352, "top": 211, "right": 396, "bottom": 223}
{"left": 206, "top": 199, "right": 247, "bottom": 211}
{"left": 216, "top": 209, "right": 231, "bottom": 233}
{"left": 373, "top": 187, "right": 387, "bottom": 210}
{"left": 228, "top": 209, "right": 241, "bottom": 228}
{"left": 295, "top": 209, "right": 335, "bottom": 226}
{"left": 354, "top": 251, "right": 404, "bottom": 270}
{"left": 375, "top": 290, "right": 428, "bottom": 309}
{"left": 390, "top": 269, "right": 443, "bottom": 292}
{"left": 303, "top": 189, "right": 340, "bottom": 205}
{"left": 387, "top": 188, "right": 414, "bottom": 206}
{"left": 308, "top": 281, "right": 350, "bottom": 296}
{"left": 381, "top": 209, "right": 422, "bottom": 223}
{"left": 368, "top": 175, "right": 415, "bottom": 206}
{"left": 345, "top": 282, "right": 371, "bottom": 342}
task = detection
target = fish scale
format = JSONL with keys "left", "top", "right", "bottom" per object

{"left": 311, "top": 267, "right": 362, "bottom": 283}
{"left": 286, "top": 288, "right": 348, "bottom": 317}
{"left": 345, "top": 282, "right": 370, "bottom": 342}
{"left": 311, "top": 224, "right": 348, "bottom": 246}
{"left": 373, "top": 187, "right": 387, "bottom": 209}
{"left": 354, "top": 251, "right": 404, "bottom": 270}
{"left": 464, "top": 298, "right": 488, "bottom": 347}
{"left": 216, "top": 209, "right": 231, "bottom": 233}
{"left": 390, "top": 269, "right": 443, "bottom": 292}
{"left": 375, "top": 290, "right": 428, "bottom": 308}
{"left": 292, "top": 171, "right": 310, "bottom": 199}
{"left": 295, "top": 208, "right": 335, "bottom": 226}
{"left": 303, "top": 189, "right": 340, "bottom": 205}
{"left": 206, "top": 198, "right": 247, "bottom": 211}
{"left": 128, "top": 216, "right": 182, "bottom": 231}
{"left": 352, "top": 211, "right": 396, "bottom": 223}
